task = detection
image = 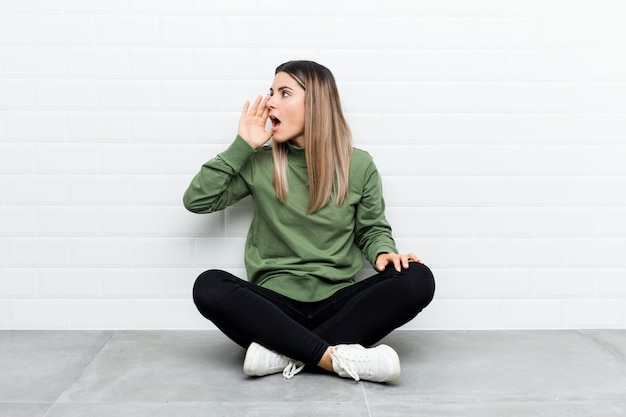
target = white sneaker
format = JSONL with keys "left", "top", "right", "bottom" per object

{"left": 243, "top": 342, "right": 305, "bottom": 379}
{"left": 330, "top": 344, "right": 400, "bottom": 383}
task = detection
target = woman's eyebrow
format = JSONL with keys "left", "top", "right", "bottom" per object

{"left": 269, "top": 86, "right": 294, "bottom": 93}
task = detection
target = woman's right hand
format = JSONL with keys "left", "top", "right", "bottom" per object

{"left": 238, "top": 95, "right": 273, "bottom": 149}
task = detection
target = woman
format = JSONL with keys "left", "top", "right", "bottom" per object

{"left": 184, "top": 61, "right": 435, "bottom": 383}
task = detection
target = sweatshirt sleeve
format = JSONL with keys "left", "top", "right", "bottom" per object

{"left": 183, "top": 135, "right": 256, "bottom": 214}
{"left": 354, "top": 159, "right": 398, "bottom": 266}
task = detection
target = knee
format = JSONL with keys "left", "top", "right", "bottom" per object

{"left": 404, "top": 262, "right": 436, "bottom": 308}
{"left": 192, "top": 269, "right": 231, "bottom": 307}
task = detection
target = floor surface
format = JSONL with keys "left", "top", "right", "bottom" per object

{"left": 1, "top": 330, "right": 625, "bottom": 416}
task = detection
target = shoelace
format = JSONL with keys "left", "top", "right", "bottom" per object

{"left": 282, "top": 360, "right": 305, "bottom": 379}
{"left": 330, "top": 349, "right": 365, "bottom": 381}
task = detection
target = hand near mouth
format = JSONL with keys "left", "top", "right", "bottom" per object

{"left": 238, "top": 95, "right": 273, "bottom": 149}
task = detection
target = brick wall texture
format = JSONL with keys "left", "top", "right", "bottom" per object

{"left": 1, "top": 0, "right": 626, "bottom": 329}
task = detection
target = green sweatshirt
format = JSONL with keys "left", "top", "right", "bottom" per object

{"left": 183, "top": 135, "right": 398, "bottom": 302}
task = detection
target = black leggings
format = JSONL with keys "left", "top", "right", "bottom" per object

{"left": 192, "top": 262, "right": 435, "bottom": 366}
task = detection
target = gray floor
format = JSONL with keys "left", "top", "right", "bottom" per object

{"left": 1, "top": 330, "right": 626, "bottom": 417}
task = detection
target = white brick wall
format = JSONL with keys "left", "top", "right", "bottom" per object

{"left": 1, "top": 0, "right": 625, "bottom": 329}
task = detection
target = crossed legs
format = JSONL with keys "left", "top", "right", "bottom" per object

{"left": 192, "top": 262, "right": 435, "bottom": 368}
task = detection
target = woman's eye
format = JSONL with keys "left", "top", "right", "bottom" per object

{"left": 282, "top": 91, "right": 290, "bottom": 97}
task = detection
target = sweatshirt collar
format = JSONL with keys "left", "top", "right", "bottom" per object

{"left": 287, "top": 141, "right": 307, "bottom": 167}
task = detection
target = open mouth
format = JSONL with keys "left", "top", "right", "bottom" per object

{"left": 270, "top": 116, "right": 281, "bottom": 129}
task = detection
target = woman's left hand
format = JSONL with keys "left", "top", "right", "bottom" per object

{"left": 375, "top": 252, "right": 422, "bottom": 272}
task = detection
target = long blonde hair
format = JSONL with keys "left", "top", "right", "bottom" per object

{"left": 271, "top": 61, "right": 353, "bottom": 213}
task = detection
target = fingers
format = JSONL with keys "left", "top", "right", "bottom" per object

{"left": 376, "top": 253, "right": 402, "bottom": 272}
{"left": 247, "top": 95, "right": 269, "bottom": 118}
{"left": 388, "top": 253, "right": 411, "bottom": 270}
{"left": 256, "top": 95, "right": 269, "bottom": 118}
{"left": 376, "top": 261, "right": 385, "bottom": 272}
{"left": 238, "top": 95, "right": 272, "bottom": 149}
{"left": 406, "top": 252, "right": 422, "bottom": 264}
{"left": 376, "top": 252, "right": 423, "bottom": 273}
{"left": 260, "top": 96, "right": 270, "bottom": 121}
{"left": 241, "top": 100, "right": 250, "bottom": 118}
{"left": 242, "top": 95, "right": 268, "bottom": 118}
{"left": 393, "top": 257, "right": 402, "bottom": 272}
{"left": 250, "top": 95, "right": 263, "bottom": 115}
{"left": 398, "top": 253, "right": 422, "bottom": 271}
{"left": 375, "top": 254, "right": 389, "bottom": 272}
{"left": 375, "top": 257, "right": 386, "bottom": 271}
{"left": 401, "top": 255, "right": 410, "bottom": 270}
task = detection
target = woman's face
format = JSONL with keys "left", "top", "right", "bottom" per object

{"left": 267, "top": 71, "right": 306, "bottom": 147}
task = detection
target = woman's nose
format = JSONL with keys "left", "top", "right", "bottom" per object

{"left": 266, "top": 94, "right": 275, "bottom": 109}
